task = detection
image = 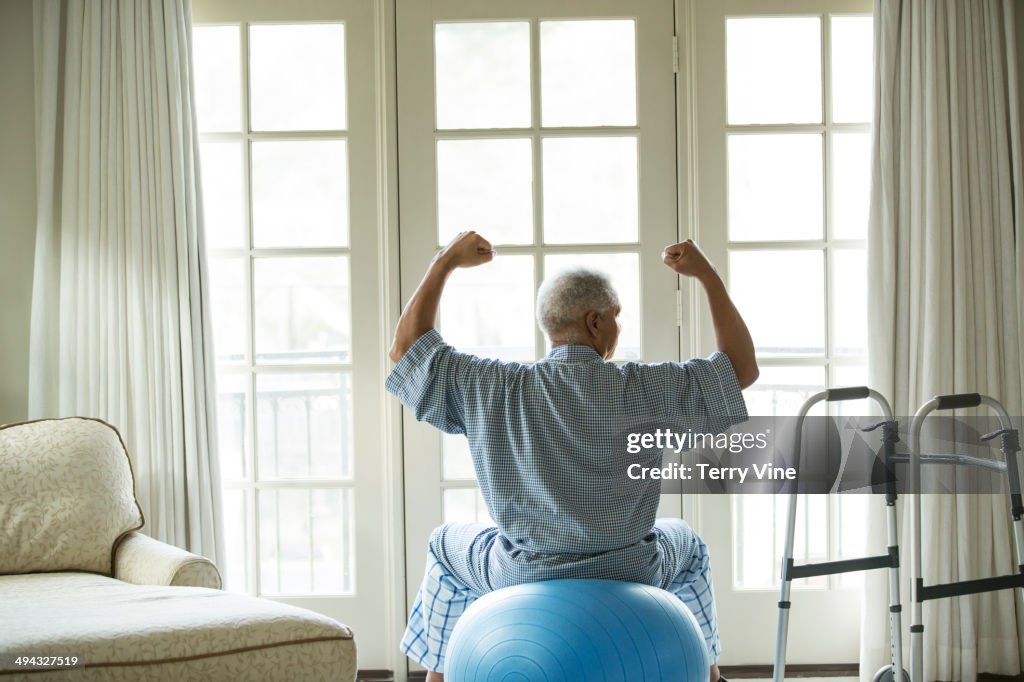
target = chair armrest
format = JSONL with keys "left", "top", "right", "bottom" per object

{"left": 113, "top": 532, "right": 222, "bottom": 589}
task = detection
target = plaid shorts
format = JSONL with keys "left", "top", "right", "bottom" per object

{"left": 401, "top": 520, "right": 721, "bottom": 673}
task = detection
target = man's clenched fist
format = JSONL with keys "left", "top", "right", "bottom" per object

{"left": 662, "top": 239, "right": 715, "bottom": 279}
{"left": 435, "top": 231, "right": 495, "bottom": 270}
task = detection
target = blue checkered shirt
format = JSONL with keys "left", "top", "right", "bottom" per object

{"left": 386, "top": 329, "right": 747, "bottom": 587}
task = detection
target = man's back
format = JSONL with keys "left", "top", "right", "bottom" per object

{"left": 386, "top": 329, "right": 747, "bottom": 583}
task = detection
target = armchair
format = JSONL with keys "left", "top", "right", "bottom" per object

{"left": 0, "top": 417, "right": 356, "bottom": 681}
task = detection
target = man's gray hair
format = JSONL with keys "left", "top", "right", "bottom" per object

{"left": 536, "top": 268, "right": 620, "bottom": 337}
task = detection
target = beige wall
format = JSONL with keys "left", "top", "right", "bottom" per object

{"left": 0, "top": 0, "right": 37, "bottom": 425}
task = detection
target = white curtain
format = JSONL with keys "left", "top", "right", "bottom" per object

{"left": 862, "top": 0, "right": 1024, "bottom": 679}
{"left": 29, "top": 0, "right": 223, "bottom": 567}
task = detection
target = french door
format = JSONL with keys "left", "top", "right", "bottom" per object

{"left": 691, "top": 0, "right": 874, "bottom": 665}
{"left": 395, "top": 0, "right": 679, "bottom": 664}
{"left": 192, "top": 0, "right": 397, "bottom": 668}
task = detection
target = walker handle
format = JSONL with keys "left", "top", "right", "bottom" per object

{"left": 933, "top": 393, "right": 982, "bottom": 410}
{"left": 824, "top": 386, "right": 870, "bottom": 402}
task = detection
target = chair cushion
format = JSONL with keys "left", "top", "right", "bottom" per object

{"left": 0, "top": 573, "right": 356, "bottom": 681}
{"left": 0, "top": 418, "right": 144, "bottom": 575}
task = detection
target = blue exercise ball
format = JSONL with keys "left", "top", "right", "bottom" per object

{"left": 445, "top": 579, "right": 710, "bottom": 682}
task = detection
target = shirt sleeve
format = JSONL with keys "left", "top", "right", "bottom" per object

{"left": 631, "top": 351, "right": 748, "bottom": 428}
{"left": 384, "top": 329, "right": 496, "bottom": 435}
{"left": 679, "top": 351, "right": 748, "bottom": 422}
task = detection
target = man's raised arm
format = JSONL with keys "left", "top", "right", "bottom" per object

{"left": 662, "top": 239, "right": 759, "bottom": 389}
{"left": 389, "top": 231, "right": 494, "bottom": 363}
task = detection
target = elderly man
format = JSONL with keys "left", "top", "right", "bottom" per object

{"left": 387, "top": 231, "right": 758, "bottom": 682}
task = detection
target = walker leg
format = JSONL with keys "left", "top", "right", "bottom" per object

{"left": 773, "top": 594, "right": 792, "bottom": 682}
{"left": 910, "top": 624, "right": 922, "bottom": 682}
{"left": 1013, "top": 516, "right": 1024, "bottom": 558}
{"left": 1013, "top": 517, "right": 1024, "bottom": 602}
{"left": 890, "top": 607, "right": 904, "bottom": 679}
{"left": 885, "top": 501, "right": 904, "bottom": 675}
{"left": 1005, "top": 430, "right": 1024, "bottom": 599}
{"left": 773, "top": 490, "right": 800, "bottom": 682}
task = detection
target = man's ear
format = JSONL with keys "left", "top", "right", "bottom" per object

{"left": 584, "top": 310, "right": 602, "bottom": 339}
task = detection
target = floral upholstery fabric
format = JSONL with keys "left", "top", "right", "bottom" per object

{"left": 114, "top": 532, "right": 221, "bottom": 589}
{"left": 0, "top": 418, "right": 144, "bottom": 576}
{"left": 0, "top": 573, "right": 357, "bottom": 681}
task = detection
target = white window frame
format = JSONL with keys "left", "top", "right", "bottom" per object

{"left": 192, "top": 0, "right": 405, "bottom": 671}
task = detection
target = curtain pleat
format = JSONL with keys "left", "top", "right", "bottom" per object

{"left": 862, "top": 1, "right": 1024, "bottom": 679}
{"left": 29, "top": 0, "right": 223, "bottom": 568}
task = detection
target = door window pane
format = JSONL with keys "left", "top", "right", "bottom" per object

{"left": 544, "top": 253, "right": 641, "bottom": 361}
{"left": 217, "top": 372, "right": 248, "bottom": 481}
{"left": 251, "top": 140, "right": 348, "bottom": 248}
{"left": 728, "top": 133, "right": 823, "bottom": 241}
{"left": 540, "top": 20, "right": 637, "bottom": 127}
{"left": 831, "top": 17, "right": 873, "bottom": 123}
{"left": 437, "top": 138, "right": 533, "bottom": 246}
{"left": 776, "top": 493, "right": 828, "bottom": 588}
{"left": 542, "top": 136, "right": 638, "bottom": 244}
{"left": 222, "top": 489, "right": 249, "bottom": 591}
{"left": 837, "top": 495, "right": 869, "bottom": 586}
{"left": 254, "top": 256, "right": 351, "bottom": 364}
{"left": 734, "top": 495, "right": 775, "bottom": 587}
{"left": 256, "top": 372, "right": 352, "bottom": 479}
{"left": 734, "top": 494, "right": 826, "bottom": 590}
{"left": 209, "top": 257, "right": 247, "bottom": 363}
{"left": 249, "top": 24, "right": 346, "bottom": 131}
{"left": 730, "top": 250, "right": 825, "bottom": 356}
{"left": 259, "top": 488, "right": 353, "bottom": 595}
{"left": 831, "top": 131, "right": 870, "bottom": 239}
{"left": 193, "top": 25, "right": 241, "bottom": 133}
{"left": 442, "top": 433, "right": 475, "bottom": 480}
{"left": 742, "top": 365, "right": 825, "bottom": 416}
{"left": 444, "top": 488, "right": 494, "bottom": 525}
{"left": 435, "top": 22, "right": 531, "bottom": 130}
{"left": 831, "top": 363, "right": 867, "bottom": 389}
{"left": 440, "top": 255, "right": 535, "bottom": 361}
{"left": 831, "top": 248, "right": 867, "bottom": 356}
{"left": 727, "top": 17, "right": 822, "bottom": 124}
{"left": 199, "top": 141, "right": 246, "bottom": 248}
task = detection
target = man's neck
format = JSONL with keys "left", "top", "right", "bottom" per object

{"left": 549, "top": 338, "right": 601, "bottom": 356}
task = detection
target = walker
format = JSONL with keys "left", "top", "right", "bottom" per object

{"left": 908, "top": 393, "right": 1024, "bottom": 682}
{"left": 773, "top": 386, "right": 905, "bottom": 682}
